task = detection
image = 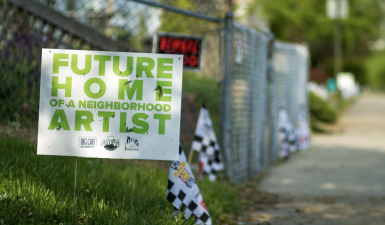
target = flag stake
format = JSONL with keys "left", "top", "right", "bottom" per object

{"left": 187, "top": 148, "right": 194, "bottom": 165}
{"left": 129, "top": 159, "right": 136, "bottom": 224}
{"left": 72, "top": 157, "right": 78, "bottom": 225}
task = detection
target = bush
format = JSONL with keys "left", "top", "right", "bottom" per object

{"left": 182, "top": 72, "right": 219, "bottom": 114}
{"left": 324, "top": 57, "right": 367, "bottom": 86}
{"left": 309, "top": 91, "right": 338, "bottom": 123}
{"left": 0, "top": 33, "right": 42, "bottom": 127}
{"left": 365, "top": 51, "right": 385, "bottom": 90}
{"left": 182, "top": 72, "right": 220, "bottom": 134}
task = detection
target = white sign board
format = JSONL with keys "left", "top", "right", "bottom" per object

{"left": 337, "top": 72, "right": 360, "bottom": 100}
{"left": 327, "top": 0, "right": 349, "bottom": 19}
{"left": 38, "top": 49, "right": 183, "bottom": 160}
{"left": 337, "top": 72, "right": 355, "bottom": 90}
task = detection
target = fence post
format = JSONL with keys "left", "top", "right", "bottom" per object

{"left": 267, "top": 33, "right": 278, "bottom": 163}
{"left": 221, "top": 12, "right": 234, "bottom": 181}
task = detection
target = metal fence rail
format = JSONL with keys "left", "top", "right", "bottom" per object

{"left": 0, "top": 0, "right": 310, "bottom": 183}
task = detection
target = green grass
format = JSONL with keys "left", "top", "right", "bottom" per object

{"left": 0, "top": 137, "right": 242, "bottom": 224}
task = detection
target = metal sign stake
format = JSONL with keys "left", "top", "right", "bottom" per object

{"left": 187, "top": 148, "right": 194, "bottom": 165}
{"left": 72, "top": 157, "right": 78, "bottom": 224}
{"left": 130, "top": 159, "right": 136, "bottom": 224}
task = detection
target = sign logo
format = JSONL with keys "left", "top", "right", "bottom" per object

{"left": 78, "top": 137, "right": 97, "bottom": 148}
{"left": 170, "top": 161, "right": 196, "bottom": 188}
{"left": 101, "top": 136, "right": 120, "bottom": 151}
{"left": 125, "top": 136, "right": 139, "bottom": 151}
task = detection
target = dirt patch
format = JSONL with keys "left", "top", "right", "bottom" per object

{"left": 241, "top": 194, "right": 385, "bottom": 225}
{"left": 0, "top": 124, "right": 37, "bottom": 144}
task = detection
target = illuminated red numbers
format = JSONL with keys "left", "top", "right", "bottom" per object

{"left": 188, "top": 55, "right": 198, "bottom": 67}
{"left": 158, "top": 35, "right": 201, "bottom": 69}
{"left": 183, "top": 55, "right": 188, "bottom": 66}
{"left": 159, "top": 37, "right": 167, "bottom": 52}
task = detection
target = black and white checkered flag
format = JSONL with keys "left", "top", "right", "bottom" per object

{"left": 167, "top": 145, "right": 212, "bottom": 224}
{"left": 296, "top": 105, "right": 311, "bottom": 150}
{"left": 278, "top": 109, "right": 297, "bottom": 158}
{"left": 191, "top": 107, "right": 223, "bottom": 181}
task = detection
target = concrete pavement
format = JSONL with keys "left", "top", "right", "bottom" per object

{"left": 249, "top": 93, "right": 385, "bottom": 224}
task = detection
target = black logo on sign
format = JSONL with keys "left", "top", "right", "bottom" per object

{"left": 101, "top": 136, "right": 120, "bottom": 151}
{"left": 125, "top": 136, "right": 139, "bottom": 151}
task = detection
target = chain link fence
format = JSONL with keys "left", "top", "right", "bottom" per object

{"left": 273, "top": 41, "right": 310, "bottom": 128}
{"left": 0, "top": 0, "right": 310, "bottom": 183}
{"left": 225, "top": 23, "right": 270, "bottom": 183}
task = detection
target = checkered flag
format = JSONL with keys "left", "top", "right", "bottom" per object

{"left": 191, "top": 107, "right": 224, "bottom": 181}
{"left": 167, "top": 145, "right": 212, "bottom": 224}
{"left": 296, "top": 105, "right": 311, "bottom": 150}
{"left": 278, "top": 109, "right": 297, "bottom": 158}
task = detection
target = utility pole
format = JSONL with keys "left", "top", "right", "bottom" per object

{"left": 327, "top": 0, "right": 348, "bottom": 105}
{"left": 327, "top": 0, "right": 347, "bottom": 77}
{"left": 334, "top": 2, "right": 342, "bottom": 81}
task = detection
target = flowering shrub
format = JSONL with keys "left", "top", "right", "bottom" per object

{"left": 1, "top": 32, "right": 44, "bottom": 126}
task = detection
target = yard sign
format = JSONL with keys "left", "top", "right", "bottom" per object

{"left": 38, "top": 49, "right": 183, "bottom": 160}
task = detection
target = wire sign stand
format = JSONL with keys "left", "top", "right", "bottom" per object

{"left": 72, "top": 157, "right": 78, "bottom": 224}
{"left": 130, "top": 159, "right": 136, "bottom": 224}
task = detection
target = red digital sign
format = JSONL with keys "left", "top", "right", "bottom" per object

{"left": 155, "top": 33, "right": 203, "bottom": 70}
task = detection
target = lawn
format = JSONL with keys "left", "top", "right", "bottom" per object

{"left": 0, "top": 136, "right": 243, "bottom": 224}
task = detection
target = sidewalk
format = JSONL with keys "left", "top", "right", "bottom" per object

{"left": 248, "top": 93, "right": 385, "bottom": 224}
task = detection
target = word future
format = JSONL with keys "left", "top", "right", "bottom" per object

{"left": 48, "top": 53, "right": 177, "bottom": 135}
